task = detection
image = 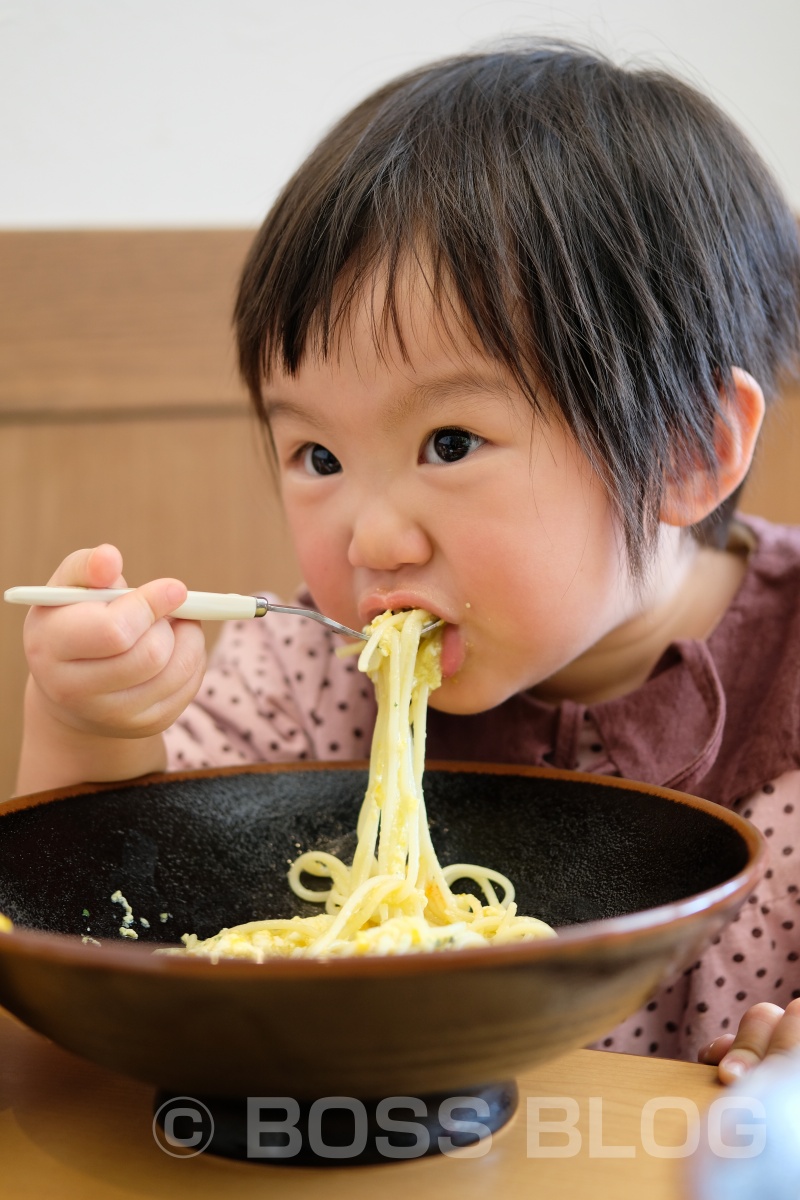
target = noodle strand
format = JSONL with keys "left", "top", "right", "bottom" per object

{"left": 177, "top": 609, "right": 556, "bottom": 960}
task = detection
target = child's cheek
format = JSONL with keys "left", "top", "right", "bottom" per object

{"left": 293, "top": 527, "right": 354, "bottom": 619}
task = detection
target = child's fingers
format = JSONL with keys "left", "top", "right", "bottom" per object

{"left": 49, "top": 615, "right": 181, "bottom": 698}
{"left": 38, "top": 578, "right": 189, "bottom": 664}
{"left": 697, "top": 1033, "right": 736, "bottom": 1065}
{"left": 33, "top": 608, "right": 206, "bottom": 739}
{"left": 73, "top": 619, "right": 207, "bottom": 738}
{"left": 99, "top": 580, "right": 189, "bottom": 658}
{"left": 47, "top": 544, "right": 127, "bottom": 589}
{"left": 22, "top": 551, "right": 203, "bottom": 745}
{"left": 109, "top": 623, "right": 208, "bottom": 735}
{"left": 716, "top": 1002, "right": 786, "bottom": 1083}
{"left": 762, "top": 996, "right": 800, "bottom": 1055}
{"left": 65, "top": 605, "right": 203, "bottom": 698}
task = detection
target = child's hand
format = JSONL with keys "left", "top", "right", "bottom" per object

{"left": 17, "top": 544, "right": 207, "bottom": 792}
{"left": 697, "top": 999, "right": 800, "bottom": 1083}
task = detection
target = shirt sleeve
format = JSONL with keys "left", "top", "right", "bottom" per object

{"left": 164, "top": 594, "right": 377, "bottom": 772}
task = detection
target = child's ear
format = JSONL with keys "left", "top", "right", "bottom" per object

{"left": 660, "top": 367, "right": 765, "bottom": 527}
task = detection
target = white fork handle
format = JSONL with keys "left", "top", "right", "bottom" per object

{"left": 3, "top": 586, "right": 259, "bottom": 621}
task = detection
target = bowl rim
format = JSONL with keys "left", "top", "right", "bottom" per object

{"left": 0, "top": 761, "right": 766, "bottom": 980}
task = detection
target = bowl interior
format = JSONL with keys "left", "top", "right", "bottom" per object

{"left": 0, "top": 765, "right": 751, "bottom": 944}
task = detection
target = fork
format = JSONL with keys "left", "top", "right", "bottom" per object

{"left": 3, "top": 586, "right": 442, "bottom": 641}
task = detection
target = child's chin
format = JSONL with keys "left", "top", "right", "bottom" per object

{"left": 427, "top": 684, "right": 499, "bottom": 717}
{"left": 428, "top": 666, "right": 515, "bottom": 717}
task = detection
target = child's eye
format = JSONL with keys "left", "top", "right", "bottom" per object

{"left": 301, "top": 443, "right": 342, "bottom": 476}
{"left": 421, "top": 427, "right": 485, "bottom": 464}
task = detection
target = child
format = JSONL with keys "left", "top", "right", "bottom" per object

{"left": 16, "top": 43, "right": 800, "bottom": 1082}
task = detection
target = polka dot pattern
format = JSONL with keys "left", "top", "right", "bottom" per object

{"left": 587, "top": 771, "right": 800, "bottom": 1062}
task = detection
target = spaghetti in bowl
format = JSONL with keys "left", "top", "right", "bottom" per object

{"left": 170, "top": 608, "right": 554, "bottom": 962}
{"left": 0, "top": 759, "right": 763, "bottom": 1099}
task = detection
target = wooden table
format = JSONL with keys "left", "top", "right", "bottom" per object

{"left": 0, "top": 1005, "right": 721, "bottom": 1199}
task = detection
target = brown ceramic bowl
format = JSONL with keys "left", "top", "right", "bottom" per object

{"left": 0, "top": 762, "right": 763, "bottom": 1101}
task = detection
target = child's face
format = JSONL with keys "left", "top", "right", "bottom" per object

{"left": 265, "top": 272, "right": 654, "bottom": 715}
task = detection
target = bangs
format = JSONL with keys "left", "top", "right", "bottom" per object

{"left": 235, "top": 61, "right": 545, "bottom": 409}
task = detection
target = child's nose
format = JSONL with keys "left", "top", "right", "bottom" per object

{"left": 347, "top": 496, "right": 432, "bottom": 571}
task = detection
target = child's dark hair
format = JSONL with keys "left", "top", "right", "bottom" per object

{"left": 234, "top": 42, "right": 800, "bottom": 574}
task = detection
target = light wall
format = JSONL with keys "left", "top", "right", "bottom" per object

{"left": 2, "top": 0, "right": 799, "bottom": 227}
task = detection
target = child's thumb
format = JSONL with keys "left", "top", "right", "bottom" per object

{"left": 48, "top": 544, "right": 126, "bottom": 589}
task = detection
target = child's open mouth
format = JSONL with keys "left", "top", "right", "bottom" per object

{"left": 359, "top": 602, "right": 463, "bottom": 675}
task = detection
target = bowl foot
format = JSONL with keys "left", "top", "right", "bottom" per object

{"left": 153, "top": 1080, "right": 518, "bottom": 1166}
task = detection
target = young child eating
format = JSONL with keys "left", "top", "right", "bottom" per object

{"left": 15, "top": 43, "right": 800, "bottom": 1082}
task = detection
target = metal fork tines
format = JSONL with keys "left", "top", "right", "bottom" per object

{"left": 257, "top": 601, "right": 442, "bottom": 641}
